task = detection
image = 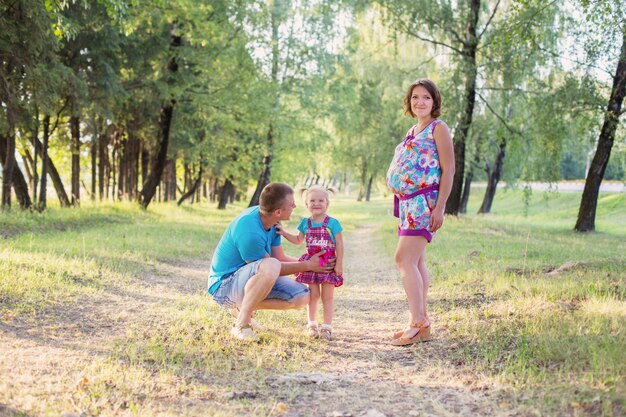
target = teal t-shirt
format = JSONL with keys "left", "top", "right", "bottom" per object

{"left": 208, "top": 206, "right": 281, "bottom": 295}
{"left": 297, "top": 216, "right": 343, "bottom": 243}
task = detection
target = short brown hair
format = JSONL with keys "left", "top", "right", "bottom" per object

{"left": 403, "top": 79, "right": 442, "bottom": 118}
{"left": 259, "top": 182, "right": 294, "bottom": 214}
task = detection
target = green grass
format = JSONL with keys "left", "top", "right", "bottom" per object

{"left": 376, "top": 189, "right": 626, "bottom": 415}
{"left": 1, "top": 189, "right": 624, "bottom": 416}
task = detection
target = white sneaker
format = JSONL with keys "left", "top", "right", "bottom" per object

{"left": 229, "top": 308, "right": 264, "bottom": 330}
{"left": 230, "top": 325, "right": 259, "bottom": 341}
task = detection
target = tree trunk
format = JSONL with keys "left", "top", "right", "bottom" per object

{"left": 0, "top": 134, "right": 32, "bottom": 209}
{"left": 141, "top": 102, "right": 174, "bottom": 207}
{"left": 365, "top": 174, "right": 373, "bottom": 202}
{"left": 218, "top": 177, "right": 234, "bottom": 210}
{"left": 249, "top": 125, "right": 274, "bottom": 207}
{"left": 118, "top": 130, "right": 139, "bottom": 201}
{"left": 459, "top": 170, "right": 473, "bottom": 214}
{"left": 229, "top": 183, "right": 236, "bottom": 204}
{"left": 445, "top": 0, "right": 480, "bottom": 215}
{"left": 31, "top": 117, "right": 39, "bottom": 202}
{"left": 357, "top": 161, "right": 367, "bottom": 202}
{"left": 38, "top": 115, "right": 50, "bottom": 208}
{"left": 118, "top": 135, "right": 126, "bottom": 201}
{"left": 21, "top": 148, "right": 35, "bottom": 183}
{"left": 161, "top": 158, "right": 177, "bottom": 202}
{"left": 140, "top": 142, "right": 149, "bottom": 189}
{"left": 1, "top": 130, "right": 16, "bottom": 208}
{"left": 131, "top": 134, "right": 140, "bottom": 201}
{"left": 460, "top": 144, "right": 481, "bottom": 214}
{"left": 98, "top": 132, "right": 108, "bottom": 200}
{"left": 183, "top": 162, "right": 191, "bottom": 194}
{"left": 250, "top": 6, "right": 280, "bottom": 207}
{"left": 29, "top": 122, "right": 70, "bottom": 208}
{"left": 139, "top": 32, "right": 180, "bottom": 208}
{"left": 91, "top": 136, "right": 97, "bottom": 200}
{"left": 70, "top": 115, "right": 81, "bottom": 206}
{"left": 575, "top": 29, "right": 626, "bottom": 232}
{"left": 478, "top": 141, "right": 506, "bottom": 214}
{"left": 210, "top": 177, "right": 219, "bottom": 202}
{"left": 178, "top": 166, "right": 203, "bottom": 206}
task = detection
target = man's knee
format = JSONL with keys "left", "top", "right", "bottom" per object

{"left": 257, "top": 258, "right": 281, "bottom": 281}
{"left": 292, "top": 292, "right": 309, "bottom": 309}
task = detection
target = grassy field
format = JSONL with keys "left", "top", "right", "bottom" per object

{"left": 0, "top": 189, "right": 624, "bottom": 416}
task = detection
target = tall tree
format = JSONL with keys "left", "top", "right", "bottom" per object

{"left": 575, "top": 1, "right": 626, "bottom": 231}
{"left": 379, "top": 0, "right": 491, "bottom": 214}
{"left": 248, "top": 0, "right": 343, "bottom": 206}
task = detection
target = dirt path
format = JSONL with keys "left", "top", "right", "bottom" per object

{"left": 0, "top": 259, "right": 209, "bottom": 417}
{"left": 278, "top": 224, "right": 517, "bottom": 417}
{"left": 1, "top": 225, "right": 525, "bottom": 417}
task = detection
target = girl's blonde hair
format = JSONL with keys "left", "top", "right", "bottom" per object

{"left": 300, "top": 184, "right": 336, "bottom": 202}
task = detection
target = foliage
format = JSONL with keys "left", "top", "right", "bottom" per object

{"left": 0, "top": 0, "right": 624, "bottom": 214}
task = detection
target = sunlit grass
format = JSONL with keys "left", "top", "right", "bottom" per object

{"left": 1, "top": 188, "right": 624, "bottom": 416}
{"left": 375, "top": 188, "right": 625, "bottom": 414}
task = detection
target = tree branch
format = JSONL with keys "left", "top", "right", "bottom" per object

{"left": 477, "top": 0, "right": 501, "bottom": 40}
{"left": 391, "top": 9, "right": 464, "bottom": 55}
{"left": 476, "top": 91, "right": 521, "bottom": 135}
{"left": 531, "top": 40, "right": 615, "bottom": 77}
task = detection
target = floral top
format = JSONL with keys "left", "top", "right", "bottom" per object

{"left": 386, "top": 120, "right": 441, "bottom": 197}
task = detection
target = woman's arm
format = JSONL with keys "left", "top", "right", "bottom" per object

{"left": 431, "top": 122, "right": 455, "bottom": 232}
{"left": 334, "top": 232, "right": 344, "bottom": 276}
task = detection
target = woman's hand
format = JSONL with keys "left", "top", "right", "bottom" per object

{"left": 274, "top": 222, "right": 284, "bottom": 236}
{"left": 429, "top": 205, "right": 445, "bottom": 233}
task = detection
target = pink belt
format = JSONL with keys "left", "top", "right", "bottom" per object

{"left": 393, "top": 184, "right": 439, "bottom": 218}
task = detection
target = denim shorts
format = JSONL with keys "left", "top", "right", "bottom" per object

{"left": 211, "top": 259, "right": 310, "bottom": 308}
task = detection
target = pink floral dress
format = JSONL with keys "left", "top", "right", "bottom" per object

{"left": 386, "top": 120, "right": 442, "bottom": 242}
{"left": 295, "top": 216, "right": 343, "bottom": 287}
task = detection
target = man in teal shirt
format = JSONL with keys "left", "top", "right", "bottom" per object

{"left": 209, "top": 182, "right": 334, "bottom": 341}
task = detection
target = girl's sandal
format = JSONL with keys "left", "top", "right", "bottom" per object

{"left": 390, "top": 319, "right": 432, "bottom": 346}
{"left": 319, "top": 327, "right": 332, "bottom": 341}
{"left": 307, "top": 324, "right": 319, "bottom": 338}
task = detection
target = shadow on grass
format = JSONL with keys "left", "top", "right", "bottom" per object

{"left": 0, "top": 210, "right": 136, "bottom": 240}
{"left": 0, "top": 403, "right": 33, "bottom": 417}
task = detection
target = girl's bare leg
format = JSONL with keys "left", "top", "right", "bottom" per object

{"left": 321, "top": 283, "right": 335, "bottom": 325}
{"left": 308, "top": 284, "right": 321, "bottom": 323}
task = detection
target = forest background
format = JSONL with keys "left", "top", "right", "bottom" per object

{"left": 0, "top": 0, "right": 625, "bottom": 232}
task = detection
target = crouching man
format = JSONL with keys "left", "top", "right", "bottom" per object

{"left": 208, "top": 182, "right": 335, "bottom": 341}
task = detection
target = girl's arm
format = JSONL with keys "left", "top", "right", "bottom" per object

{"left": 431, "top": 122, "right": 455, "bottom": 233}
{"left": 276, "top": 224, "right": 305, "bottom": 245}
{"left": 334, "top": 232, "right": 344, "bottom": 276}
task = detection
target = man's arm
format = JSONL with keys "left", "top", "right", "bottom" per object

{"left": 271, "top": 245, "right": 299, "bottom": 262}
{"left": 334, "top": 232, "right": 344, "bottom": 276}
{"left": 271, "top": 245, "right": 336, "bottom": 275}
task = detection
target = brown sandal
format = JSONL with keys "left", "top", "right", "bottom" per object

{"left": 307, "top": 323, "right": 319, "bottom": 338}
{"left": 392, "top": 318, "right": 430, "bottom": 339}
{"left": 390, "top": 319, "right": 431, "bottom": 346}
{"left": 319, "top": 325, "right": 332, "bottom": 341}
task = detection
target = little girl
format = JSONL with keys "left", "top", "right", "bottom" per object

{"left": 276, "top": 185, "right": 344, "bottom": 340}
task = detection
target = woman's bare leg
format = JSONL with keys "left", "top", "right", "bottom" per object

{"left": 395, "top": 236, "right": 428, "bottom": 338}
